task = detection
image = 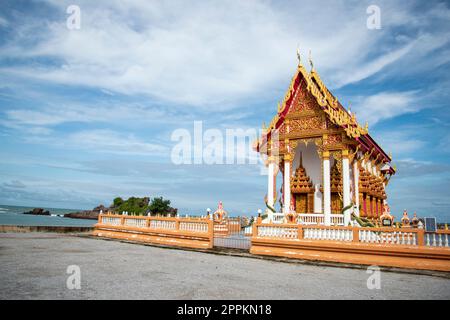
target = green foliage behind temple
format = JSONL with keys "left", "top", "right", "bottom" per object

{"left": 111, "top": 196, "right": 177, "bottom": 216}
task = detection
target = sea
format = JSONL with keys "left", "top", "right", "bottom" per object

{"left": 0, "top": 204, "right": 96, "bottom": 227}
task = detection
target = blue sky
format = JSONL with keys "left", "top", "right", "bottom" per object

{"left": 0, "top": 0, "right": 449, "bottom": 221}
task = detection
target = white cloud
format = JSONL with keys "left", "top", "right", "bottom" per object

{"left": 1, "top": 0, "right": 448, "bottom": 108}
{"left": 352, "top": 91, "right": 419, "bottom": 125}
{"left": 25, "top": 129, "right": 168, "bottom": 156}
{"left": 333, "top": 43, "right": 416, "bottom": 87}
{"left": 68, "top": 129, "right": 167, "bottom": 155}
{"left": 374, "top": 129, "right": 426, "bottom": 156}
{"left": 2, "top": 180, "right": 26, "bottom": 189}
{"left": 0, "top": 16, "right": 8, "bottom": 27}
{"left": 3, "top": 103, "right": 173, "bottom": 126}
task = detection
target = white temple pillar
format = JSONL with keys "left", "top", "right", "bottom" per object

{"left": 283, "top": 155, "right": 291, "bottom": 213}
{"left": 267, "top": 158, "right": 275, "bottom": 207}
{"left": 353, "top": 160, "right": 360, "bottom": 217}
{"left": 323, "top": 151, "right": 331, "bottom": 225}
{"left": 342, "top": 150, "right": 351, "bottom": 226}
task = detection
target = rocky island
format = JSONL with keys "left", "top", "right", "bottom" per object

{"left": 19, "top": 196, "right": 179, "bottom": 221}
{"left": 63, "top": 205, "right": 108, "bottom": 220}
{"left": 23, "top": 208, "right": 50, "bottom": 216}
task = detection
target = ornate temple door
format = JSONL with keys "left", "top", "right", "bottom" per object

{"left": 331, "top": 194, "right": 342, "bottom": 214}
{"left": 295, "top": 194, "right": 307, "bottom": 213}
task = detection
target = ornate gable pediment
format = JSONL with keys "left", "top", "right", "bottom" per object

{"left": 255, "top": 57, "right": 394, "bottom": 173}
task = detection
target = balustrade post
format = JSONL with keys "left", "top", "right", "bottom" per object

{"left": 352, "top": 227, "right": 359, "bottom": 242}
{"left": 120, "top": 216, "right": 125, "bottom": 226}
{"left": 252, "top": 222, "right": 258, "bottom": 238}
{"left": 417, "top": 229, "right": 425, "bottom": 246}
{"left": 208, "top": 219, "right": 214, "bottom": 247}
{"left": 175, "top": 218, "right": 180, "bottom": 231}
{"left": 298, "top": 225, "right": 303, "bottom": 240}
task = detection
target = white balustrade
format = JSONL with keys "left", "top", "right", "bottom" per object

{"left": 179, "top": 221, "right": 208, "bottom": 233}
{"left": 257, "top": 226, "right": 298, "bottom": 239}
{"left": 330, "top": 215, "right": 344, "bottom": 226}
{"left": 243, "top": 226, "right": 253, "bottom": 236}
{"left": 297, "top": 214, "right": 344, "bottom": 226}
{"left": 298, "top": 214, "right": 324, "bottom": 225}
{"left": 101, "top": 216, "right": 122, "bottom": 226}
{"left": 264, "top": 212, "right": 285, "bottom": 224}
{"left": 303, "top": 227, "right": 353, "bottom": 241}
{"left": 425, "top": 232, "right": 450, "bottom": 247}
{"left": 150, "top": 219, "right": 176, "bottom": 230}
{"left": 359, "top": 230, "right": 417, "bottom": 245}
{"left": 124, "top": 217, "right": 147, "bottom": 228}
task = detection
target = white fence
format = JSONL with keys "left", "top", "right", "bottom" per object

{"left": 359, "top": 229, "right": 418, "bottom": 245}
{"left": 257, "top": 225, "right": 299, "bottom": 239}
{"left": 303, "top": 227, "right": 353, "bottom": 241}
{"left": 262, "top": 213, "right": 345, "bottom": 226}
{"left": 425, "top": 232, "right": 450, "bottom": 247}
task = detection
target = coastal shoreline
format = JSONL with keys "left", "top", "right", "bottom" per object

{"left": 0, "top": 225, "right": 94, "bottom": 233}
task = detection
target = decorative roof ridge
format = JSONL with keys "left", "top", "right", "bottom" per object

{"left": 265, "top": 60, "right": 369, "bottom": 140}
{"left": 259, "top": 51, "right": 393, "bottom": 168}
{"left": 264, "top": 63, "right": 309, "bottom": 134}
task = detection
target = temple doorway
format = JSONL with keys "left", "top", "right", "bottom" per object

{"left": 291, "top": 142, "right": 322, "bottom": 214}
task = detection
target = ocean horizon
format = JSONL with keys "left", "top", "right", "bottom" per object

{"left": 0, "top": 204, "right": 96, "bottom": 227}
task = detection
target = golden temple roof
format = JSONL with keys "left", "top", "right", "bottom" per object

{"left": 266, "top": 61, "right": 368, "bottom": 140}
{"left": 257, "top": 51, "right": 394, "bottom": 171}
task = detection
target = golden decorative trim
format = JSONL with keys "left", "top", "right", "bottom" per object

{"left": 342, "top": 149, "right": 349, "bottom": 158}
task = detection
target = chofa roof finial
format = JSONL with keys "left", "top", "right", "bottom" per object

{"left": 308, "top": 49, "right": 314, "bottom": 71}
{"left": 296, "top": 46, "right": 301, "bottom": 65}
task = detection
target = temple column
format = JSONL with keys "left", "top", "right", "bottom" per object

{"left": 372, "top": 197, "right": 376, "bottom": 220}
{"left": 283, "top": 154, "right": 292, "bottom": 213}
{"left": 353, "top": 160, "right": 360, "bottom": 217}
{"left": 267, "top": 157, "right": 275, "bottom": 207}
{"left": 359, "top": 193, "right": 365, "bottom": 217}
{"left": 322, "top": 151, "right": 331, "bottom": 226}
{"left": 367, "top": 196, "right": 371, "bottom": 218}
{"left": 342, "top": 150, "right": 351, "bottom": 226}
{"left": 377, "top": 199, "right": 382, "bottom": 218}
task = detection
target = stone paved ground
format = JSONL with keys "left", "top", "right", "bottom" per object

{"left": 0, "top": 232, "right": 449, "bottom": 300}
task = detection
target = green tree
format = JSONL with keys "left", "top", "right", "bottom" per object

{"left": 110, "top": 196, "right": 177, "bottom": 216}
{"left": 113, "top": 197, "right": 124, "bottom": 207}
{"left": 111, "top": 196, "right": 150, "bottom": 215}
{"left": 149, "top": 197, "right": 172, "bottom": 216}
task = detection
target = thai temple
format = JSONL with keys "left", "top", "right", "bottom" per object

{"left": 254, "top": 50, "right": 396, "bottom": 226}
{"left": 93, "top": 50, "right": 450, "bottom": 273}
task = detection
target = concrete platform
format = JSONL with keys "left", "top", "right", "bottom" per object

{"left": 0, "top": 232, "right": 449, "bottom": 300}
